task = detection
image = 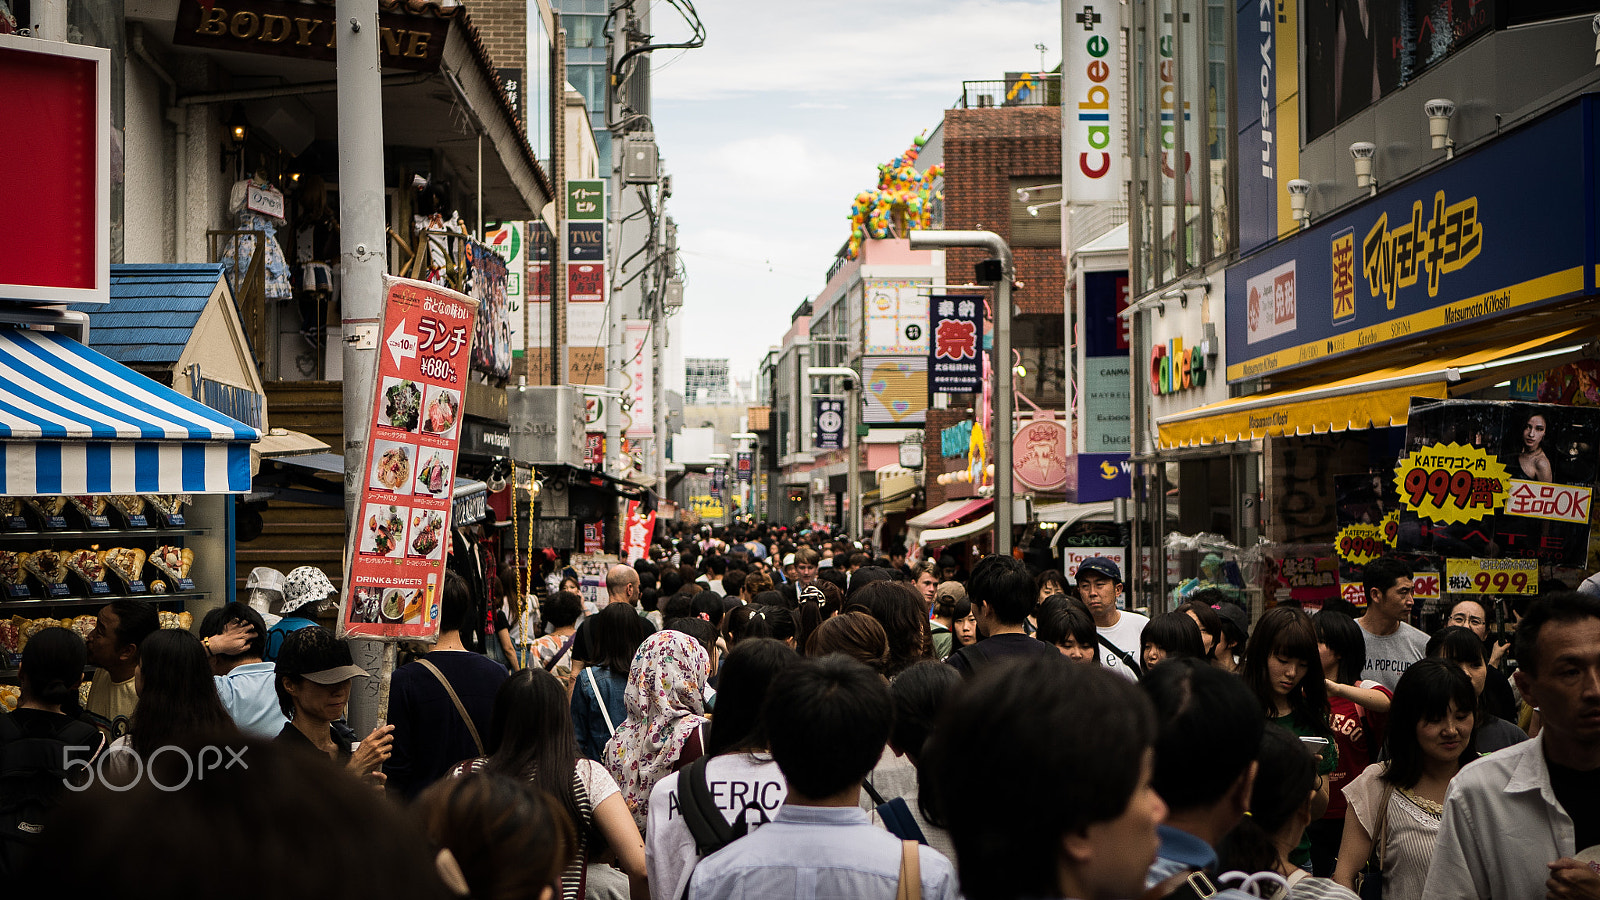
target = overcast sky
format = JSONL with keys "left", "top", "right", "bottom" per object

{"left": 650, "top": 0, "right": 1060, "bottom": 391}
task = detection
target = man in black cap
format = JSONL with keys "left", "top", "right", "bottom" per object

{"left": 274, "top": 626, "right": 393, "bottom": 785}
{"left": 1076, "top": 557, "right": 1146, "bottom": 682}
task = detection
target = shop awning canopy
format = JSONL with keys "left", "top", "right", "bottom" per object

{"left": 920, "top": 512, "right": 995, "bottom": 547}
{"left": 906, "top": 497, "right": 992, "bottom": 530}
{"left": 1157, "top": 328, "right": 1598, "bottom": 450}
{"left": 0, "top": 328, "right": 259, "bottom": 495}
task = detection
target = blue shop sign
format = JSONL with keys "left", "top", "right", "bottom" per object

{"left": 1077, "top": 452, "right": 1131, "bottom": 502}
{"left": 1225, "top": 96, "right": 1597, "bottom": 383}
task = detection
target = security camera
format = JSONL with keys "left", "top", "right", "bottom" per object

{"left": 1350, "top": 142, "right": 1377, "bottom": 190}
{"left": 1424, "top": 98, "right": 1456, "bottom": 153}
{"left": 1286, "top": 179, "right": 1311, "bottom": 225}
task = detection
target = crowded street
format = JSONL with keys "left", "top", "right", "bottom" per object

{"left": 2, "top": 0, "right": 1600, "bottom": 898}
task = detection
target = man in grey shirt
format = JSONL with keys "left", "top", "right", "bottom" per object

{"left": 1357, "top": 557, "right": 1429, "bottom": 691}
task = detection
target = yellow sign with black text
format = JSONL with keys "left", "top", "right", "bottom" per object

{"left": 1393, "top": 443, "right": 1511, "bottom": 524}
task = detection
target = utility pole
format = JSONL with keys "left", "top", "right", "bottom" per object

{"left": 908, "top": 229, "right": 1016, "bottom": 556}
{"left": 336, "top": 0, "right": 390, "bottom": 732}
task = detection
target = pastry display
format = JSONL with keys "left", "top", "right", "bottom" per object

{"left": 65, "top": 549, "right": 106, "bottom": 583}
{"left": 19, "top": 550, "right": 68, "bottom": 585}
{"left": 0, "top": 551, "right": 23, "bottom": 586}
{"left": 102, "top": 547, "right": 146, "bottom": 585}
{"left": 18, "top": 617, "right": 61, "bottom": 647}
{"left": 69, "top": 496, "right": 108, "bottom": 518}
{"left": 149, "top": 545, "right": 194, "bottom": 581}
{"left": 24, "top": 496, "right": 67, "bottom": 520}
{"left": 0, "top": 684, "right": 18, "bottom": 712}
{"left": 0, "top": 619, "right": 18, "bottom": 655}
{"left": 157, "top": 610, "right": 193, "bottom": 630}
{"left": 107, "top": 495, "right": 147, "bottom": 520}
{"left": 145, "top": 494, "right": 191, "bottom": 519}
{"left": 0, "top": 498, "right": 18, "bottom": 518}
{"left": 68, "top": 615, "right": 96, "bottom": 640}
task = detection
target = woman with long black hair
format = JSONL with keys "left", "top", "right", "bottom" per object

{"left": 457, "top": 666, "right": 648, "bottom": 900}
{"left": 1333, "top": 660, "right": 1477, "bottom": 899}
{"left": 1242, "top": 605, "right": 1339, "bottom": 869}
{"left": 571, "top": 602, "right": 653, "bottom": 762}
{"left": 102, "top": 628, "right": 240, "bottom": 786}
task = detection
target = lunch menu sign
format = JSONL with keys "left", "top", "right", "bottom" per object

{"left": 338, "top": 277, "right": 477, "bottom": 641}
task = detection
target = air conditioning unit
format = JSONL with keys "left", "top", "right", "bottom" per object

{"left": 663, "top": 277, "right": 684, "bottom": 310}
{"left": 623, "top": 133, "right": 659, "bottom": 184}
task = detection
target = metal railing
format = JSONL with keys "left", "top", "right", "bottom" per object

{"left": 957, "top": 74, "right": 1060, "bottom": 109}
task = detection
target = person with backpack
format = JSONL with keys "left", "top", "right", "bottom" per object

{"left": 645, "top": 639, "right": 799, "bottom": 900}
{"left": 572, "top": 602, "right": 653, "bottom": 762}
{"left": 944, "top": 556, "right": 1056, "bottom": 679}
{"left": 0, "top": 627, "right": 103, "bottom": 877}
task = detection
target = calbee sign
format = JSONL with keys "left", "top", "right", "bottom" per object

{"left": 1062, "top": 2, "right": 1123, "bottom": 202}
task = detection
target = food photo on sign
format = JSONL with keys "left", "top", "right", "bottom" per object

{"left": 338, "top": 276, "right": 477, "bottom": 642}
{"left": 1393, "top": 398, "right": 1600, "bottom": 569}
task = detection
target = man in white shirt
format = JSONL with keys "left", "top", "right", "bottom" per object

{"left": 1077, "top": 557, "right": 1147, "bottom": 682}
{"left": 1423, "top": 590, "right": 1600, "bottom": 900}
{"left": 1356, "top": 557, "right": 1429, "bottom": 691}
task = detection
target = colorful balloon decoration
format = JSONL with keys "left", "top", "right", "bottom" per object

{"left": 845, "top": 135, "right": 944, "bottom": 259}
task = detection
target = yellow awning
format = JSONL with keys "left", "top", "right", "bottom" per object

{"left": 1158, "top": 328, "right": 1595, "bottom": 450}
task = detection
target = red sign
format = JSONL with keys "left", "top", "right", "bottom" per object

{"left": 338, "top": 276, "right": 476, "bottom": 641}
{"left": 583, "top": 521, "right": 604, "bottom": 554}
{"left": 621, "top": 500, "right": 655, "bottom": 564}
{"left": 585, "top": 432, "right": 605, "bottom": 468}
{"left": 0, "top": 38, "right": 110, "bottom": 303}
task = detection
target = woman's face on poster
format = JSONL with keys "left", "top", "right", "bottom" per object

{"left": 1524, "top": 415, "right": 1548, "bottom": 451}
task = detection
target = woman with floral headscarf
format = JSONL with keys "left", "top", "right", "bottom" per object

{"left": 603, "top": 629, "right": 711, "bottom": 829}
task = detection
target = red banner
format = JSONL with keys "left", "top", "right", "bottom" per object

{"left": 621, "top": 500, "right": 656, "bottom": 564}
{"left": 338, "top": 276, "right": 477, "bottom": 641}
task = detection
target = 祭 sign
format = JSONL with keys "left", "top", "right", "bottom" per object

{"left": 1395, "top": 398, "right": 1600, "bottom": 567}
{"left": 928, "top": 293, "right": 985, "bottom": 395}
{"left": 339, "top": 276, "right": 476, "bottom": 641}
{"left": 1061, "top": 0, "right": 1123, "bottom": 201}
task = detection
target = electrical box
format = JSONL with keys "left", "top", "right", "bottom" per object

{"left": 623, "top": 133, "right": 659, "bottom": 184}
{"left": 664, "top": 277, "right": 684, "bottom": 310}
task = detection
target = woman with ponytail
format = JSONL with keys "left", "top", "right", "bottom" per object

{"left": 1217, "top": 724, "right": 1360, "bottom": 898}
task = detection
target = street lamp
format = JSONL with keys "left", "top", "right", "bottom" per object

{"left": 907, "top": 229, "right": 1017, "bottom": 557}
{"left": 808, "top": 366, "right": 861, "bottom": 538}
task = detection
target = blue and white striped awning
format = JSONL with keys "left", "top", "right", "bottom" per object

{"left": 0, "top": 329, "right": 260, "bottom": 495}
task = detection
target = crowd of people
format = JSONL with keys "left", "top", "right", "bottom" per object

{"left": 1, "top": 519, "right": 1597, "bottom": 900}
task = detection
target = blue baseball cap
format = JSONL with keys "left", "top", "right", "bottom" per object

{"left": 1074, "top": 557, "right": 1122, "bottom": 584}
